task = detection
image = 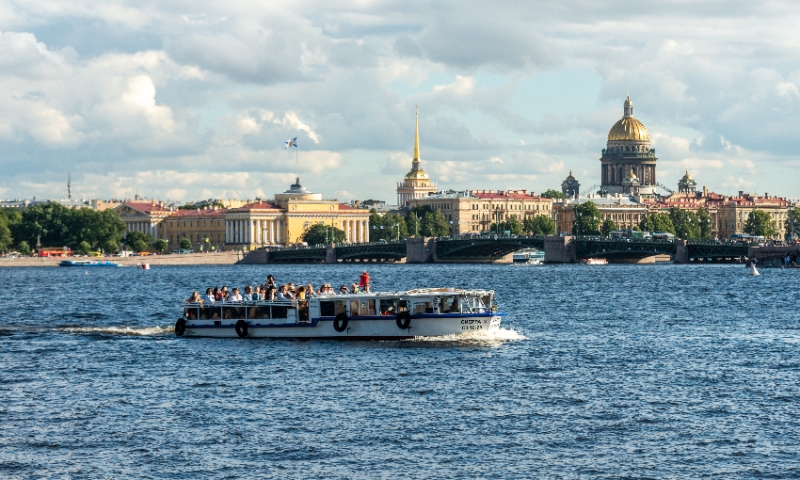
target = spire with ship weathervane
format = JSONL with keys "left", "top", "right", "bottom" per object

{"left": 412, "top": 104, "right": 420, "bottom": 165}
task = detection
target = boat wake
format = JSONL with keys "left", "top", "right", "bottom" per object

{"left": 57, "top": 325, "right": 173, "bottom": 336}
{"left": 410, "top": 327, "right": 526, "bottom": 344}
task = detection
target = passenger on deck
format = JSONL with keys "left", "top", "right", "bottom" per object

{"left": 213, "top": 287, "right": 223, "bottom": 301}
{"left": 306, "top": 284, "right": 315, "bottom": 298}
{"left": 243, "top": 285, "right": 253, "bottom": 301}
{"left": 350, "top": 282, "right": 360, "bottom": 294}
{"left": 296, "top": 285, "right": 306, "bottom": 300}
{"left": 222, "top": 290, "right": 230, "bottom": 302}
{"left": 266, "top": 275, "right": 275, "bottom": 288}
{"left": 277, "top": 285, "right": 289, "bottom": 300}
{"left": 230, "top": 288, "right": 243, "bottom": 302}
{"left": 222, "top": 286, "right": 229, "bottom": 298}
{"left": 253, "top": 286, "right": 263, "bottom": 301}
{"left": 363, "top": 284, "right": 371, "bottom": 294}
{"left": 186, "top": 291, "right": 202, "bottom": 303}
{"left": 338, "top": 285, "right": 349, "bottom": 295}
{"left": 203, "top": 288, "right": 215, "bottom": 303}
{"left": 265, "top": 286, "right": 276, "bottom": 301}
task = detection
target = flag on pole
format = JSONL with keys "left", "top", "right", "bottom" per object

{"left": 284, "top": 137, "right": 298, "bottom": 149}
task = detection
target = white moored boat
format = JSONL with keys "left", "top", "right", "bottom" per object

{"left": 174, "top": 288, "right": 504, "bottom": 339}
{"left": 512, "top": 249, "right": 544, "bottom": 266}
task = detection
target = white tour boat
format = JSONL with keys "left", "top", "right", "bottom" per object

{"left": 512, "top": 249, "right": 544, "bottom": 266}
{"left": 174, "top": 288, "right": 504, "bottom": 339}
{"left": 580, "top": 258, "right": 608, "bottom": 265}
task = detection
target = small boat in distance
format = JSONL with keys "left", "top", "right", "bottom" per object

{"left": 175, "top": 288, "right": 504, "bottom": 340}
{"left": 59, "top": 260, "right": 121, "bottom": 267}
{"left": 580, "top": 258, "right": 608, "bottom": 265}
{"left": 512, "top": 249, "right": 544, "bottom": 266}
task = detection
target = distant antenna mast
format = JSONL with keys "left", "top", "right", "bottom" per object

{"left": 68, "top": 173, "right": 72, "bottom": 200}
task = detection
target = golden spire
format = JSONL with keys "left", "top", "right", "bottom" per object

{"left": 413, "top": 104, "right": 420, "bottom": 161}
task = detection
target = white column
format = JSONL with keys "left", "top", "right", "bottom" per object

{"left": 234, "top": 220, "right": 239, "bottom": 244}
{"left": 365, "top": 220, "right": 370, "bottom": 242}
{"left": 249, "top": 220, "right": 255, "bottom": 245}
{"left": 356, "top": 220, "right": 361, "bottom": 243}
{"left": 278, "top": 220, "right": 283, "bottom": 244}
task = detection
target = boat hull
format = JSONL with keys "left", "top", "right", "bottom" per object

{"left": 180, "top": 314, "right": 503, "bottom": 339}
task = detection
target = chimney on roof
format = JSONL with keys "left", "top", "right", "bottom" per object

{"left": 764, "top": 192, "right": 769, "bottom": 199}
{"left": 702, "top": 186, "right": 708, "bottom": 197}
{"left": 738, "top": 190, "right": 744, "bottom": 197}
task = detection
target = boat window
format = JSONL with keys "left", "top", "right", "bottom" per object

{"left": 210, "top": 307, "right": 221, "bottom": 320}
{"left": 365, "top": 299, "right": 376, "bottom": 316}
{"left": 350, "top": 300, "right": 360, "bottom": 316}
{"left": 413, "top": 301, "right": 433, "bottom": 314}
{"left": 441, "top": 296, "right": 460, "bottom": 313}
{"left": 398, "top": 300, "right": 409, "bottom": 313}
{"left": 379, "top": 299, "right": 397, "bottom": 315}
{"left": 251, "top": 306, "right": 270, "bottom": 319}
{"left": 272, "top": 305, "right": 289, "bottom": 319}
{"left": 184, "top": 307, "right": 199, "bottom": 320}
{"left": 247, "top": 306, "right": 259, "bottom": 319}
{"left": 298, "top": 301, "right": 309, "bottom": 322}
{"left": 334, "top": 301, "right": 347, "bottom": 315}
{"left": 319, "top": 301, "right": 336, "bottom": 317}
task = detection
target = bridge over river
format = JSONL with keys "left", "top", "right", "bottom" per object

{"left": 240, "top": 235, "right": 751, "bottom": 265}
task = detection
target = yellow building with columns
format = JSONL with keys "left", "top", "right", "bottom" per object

{"left": 224, "top": 178, "right": 371, "bottom": 248}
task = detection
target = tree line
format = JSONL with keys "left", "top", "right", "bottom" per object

{"left": 572, "top": 201, "right": 785, "bottom": 239}
{"left": 0, "top": 202, "right": 127, "bottom": 255}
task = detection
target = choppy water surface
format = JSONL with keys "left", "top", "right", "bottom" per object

{"left": 2, "top": 264, "right": 799, "bottom": 479}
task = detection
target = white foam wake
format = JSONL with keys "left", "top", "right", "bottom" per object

{"left": 410, "top": 327, "right": 526, "bottom": 343}
{"left": 58, "top": 325, "right": 173, "bottom": 336}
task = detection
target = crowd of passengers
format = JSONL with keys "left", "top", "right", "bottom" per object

{"left": 185, "top": 273, "right": 374, "bottom": 304}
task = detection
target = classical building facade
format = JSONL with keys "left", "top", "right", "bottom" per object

{"left": 600, "top": 96, "right": 658, "bottom": 196}
{"left": 396, "top": 108, "right": 437, "bottom": 206}
{"left": 407, "top": 190, "right": 553, "bottom": 235}
{"left": 554, "top": 195, "right": 649, "bottom": 235}
{"left": 116, "top": 178, "right": 371, "bottom": 250}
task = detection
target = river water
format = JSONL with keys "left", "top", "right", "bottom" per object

{"left": 1, "top": 264, "right": 799, "bottom": 479}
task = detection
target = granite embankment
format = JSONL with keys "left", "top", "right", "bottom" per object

{"left": 0, "top": 251, "right": 242, "bottom": 267}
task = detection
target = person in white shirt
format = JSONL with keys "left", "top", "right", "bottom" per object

{"left": 229, "top": 288, "right": 243, "bottom": 302}
{"left": 203, "top": 288, "right": 215, "bottom": 303}
{"left": 277, "top": 285, "right": 289, "bottom": 300}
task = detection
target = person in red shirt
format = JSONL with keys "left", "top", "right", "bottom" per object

{"left": 359, "top": 270, "right": 370, "bottom": 288}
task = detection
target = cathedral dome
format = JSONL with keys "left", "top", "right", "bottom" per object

{"left": 607, "top": 96, "right": 650, "bottom": 142}
{"left": 405, "top": 167, "right": 430, "bottom": 180}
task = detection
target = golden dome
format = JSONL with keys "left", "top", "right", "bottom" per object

{"left": 681, "top": 169, "right": 692, "bottom": 181}
{"left": 405, "top": 167, "right": 430, "bottom": 180}
{"left": 565, "top": 170, "right": 575, "bottom": 181}
{"left": 608, "top": 117, "right": 650, "bottom": 142}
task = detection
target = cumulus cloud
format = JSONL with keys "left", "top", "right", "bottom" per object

{"left": 1, "top": 1, "right": 800, "bottom": 201}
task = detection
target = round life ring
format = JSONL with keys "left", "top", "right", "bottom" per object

{"left": 175, "top": 318, "right": 186, "bottom": 337}
{"left": 235, "top": 320, "right": 248, "bottom": 338}
{"left": 333, "top": 313, "right": 349, "bottom": 332}
{"left": 396, "top": 311, "right": 411, "bottom": 329}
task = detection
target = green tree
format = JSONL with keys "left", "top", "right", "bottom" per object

{"left": 406, "top": 211, "right": 421, "bottom": 237}
{"left": 670, "top": 207, "right": 700, "bottom": 239}
{"left": 697, "top": 208, "right": 713, "bottom": 239}
{"left": 369, "top": 211, "right": 408, "bottom": 241}
{"left": 531, "top": 215, "right": 555, "bottom": 235}
{"left": 0, "top": 215, "right": 12, "bottom": 253}
{"left": 640, "top": 212, "right": 675, "bottom": 234}
{"left": 601, "top": 217, "right": 618, "bottom": 236}
{"left": 506, "top": 217, "right": 523, "bottom": 235}
{"left": 572, "top": 202, "right": 601, "bottom": 235}
{"left": 10, "top": 202, "right": 71, "bottom": 248}
{"left": 541, "top": 189, "right": 566, "bottom": 199}
{"left": 153, "top": 239, "right": 169, "bottom": 253}
{"left": 744, "top": 209, "right": 777, "bottom": 238}
{"left": 125, "top": 231, "right": 153, "bottom": 252}
{"left": 302, "top": 223, "right": 347, "bottom": 245}
{"left": 786, "top": 208, "right": 800, "bottom": 240}
{"left": 75, "top": 240, "right": 92, "bottom": 255}
{"left": 17, "top": 240, "right": 31, "bottom": 255}
{"left": 420, "top": 210, "right": 451, "bottom": 237}
{"left": 179, "top": 237, "right": 192, "bottom": 250}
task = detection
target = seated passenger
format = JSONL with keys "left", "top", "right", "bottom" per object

{"left": 229, "top": 288, "right": 243, "bottom": 302}
{"left": 214, "top": 287, "right": 223, "bottom": 301}
{"left": 277, "top": 285, "right": 289, "bottom": 300}
{"left": 338, "top": 285, "right": 349, "bottom": 295}
{"left": 306, "top": 284, "right": 315, "bottom": 298}
{"left": 186, "top": 291, "right": 202, "bottom": 303}
{"left": 350, "top": 283, "right": 360, "bottom": 294}
{"left": 203, "top": 288, "right": 215, "bottom": 303}
{"left": 265, "top": 286, "right": 277, "bottom": 301}
{"left": 243, "top": 285, "right": 254, "bottom": 301}
{"left": 363, "top": 284, "right": 371, "bottom": 294}
{"left": 449, "top": 299, "right": 460, "bottom": 313}
{"left": 253, "top": 286, "right": 263, "bottom": 301}
{"left": 296, "top": 285, "right": 306, "bottom": 300}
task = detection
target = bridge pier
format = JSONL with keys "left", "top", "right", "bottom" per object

{"left": 325, "top": 244, "right": 336, "bottom": 264}
{"left": 674, "top": 240, "right": 689, "bottom": 264}
{"left": 544, "top": 235, "right": 575, "bottom": 263}
{"left": 238, "top": 247, "right": 269, "bottom": 264}
{"left": 406, "top": 237, "right": 435, "bottom": 263}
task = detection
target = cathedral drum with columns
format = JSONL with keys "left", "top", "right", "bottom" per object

{"left": 600, "top": 96, "right": 658, "bottom": 196}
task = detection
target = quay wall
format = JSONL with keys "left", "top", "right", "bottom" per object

{"left": 0, "top": 251, "right": 242, "bottom": 268}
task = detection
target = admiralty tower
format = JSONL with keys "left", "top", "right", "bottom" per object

{"left": 397, "top": 106, "right": 437, "bottom": 206}
{"left": 600, "top": 95, "right": 658, "bottom": 196}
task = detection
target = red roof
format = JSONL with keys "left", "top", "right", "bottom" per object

{"left": 169, "top": 208, "right": 227, "bottom": 217}
{"left": 238, "top": 202, "right": 281, "bottom": 210}
{"left": 123, "top": 202, "right": 171, "bottom": 214}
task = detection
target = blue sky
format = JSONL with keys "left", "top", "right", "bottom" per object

{"left": 1, "top": 0, "right": 799, "bottom": 203}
